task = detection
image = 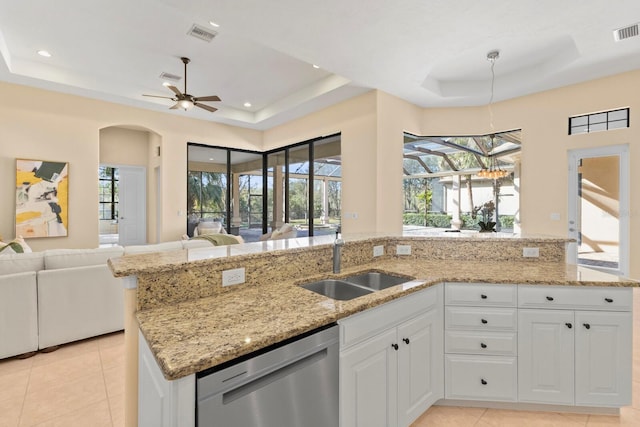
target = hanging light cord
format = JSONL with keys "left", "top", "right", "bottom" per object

{"left": 487, "top": 51, "right": 498, "bottom": 133}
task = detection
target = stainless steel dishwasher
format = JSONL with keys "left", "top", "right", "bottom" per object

{"left": 196, "top": 324, "right": 339, "bottom": 427}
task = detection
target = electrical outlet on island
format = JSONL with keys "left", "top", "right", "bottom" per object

{"left": 222, "top": 267, "right": 246, "bottom": 286}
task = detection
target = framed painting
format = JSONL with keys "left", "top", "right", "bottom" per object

{"left": 15, "top": 159, "right": 69, "bottom": 238}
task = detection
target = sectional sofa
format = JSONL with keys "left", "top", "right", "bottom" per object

{"left": 0, "top": 238, "right": 218, "bottom": 360}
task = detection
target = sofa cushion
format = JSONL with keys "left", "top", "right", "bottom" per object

{"left": 44, "top": 246, "right": 124, "bottom": 270}
{"left": 0, "top": 252, "right": 45, "bottom": 275}
{"left": 124, "top": 241, "right": 184, "bottom": 255}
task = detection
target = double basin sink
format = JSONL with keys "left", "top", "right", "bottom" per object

{"left": 300, "top": 271, "right": 415, "bottom": 301}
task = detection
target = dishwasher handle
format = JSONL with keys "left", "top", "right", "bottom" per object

{"left": 222, "top": 347, "right": 328, "bottom": 405}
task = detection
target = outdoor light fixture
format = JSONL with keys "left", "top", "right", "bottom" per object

{"left": 477, "top": 50, "right": 509, "bottom": 180}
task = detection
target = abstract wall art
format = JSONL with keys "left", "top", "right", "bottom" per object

{"left": 16, "top": 159, "right": 69, "bottom": 238}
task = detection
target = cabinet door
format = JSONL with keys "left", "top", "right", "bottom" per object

{"left": 397, "top": 308, "right": 443, "bottom": 427}
{"left": 340, "top": 328, "right": 398, "bottom": 427}
{"left": 518, "top": 309, "right": 574, "bottom": 405}
{"left": 575, "top": 311, "right": 632, "bottom": 406}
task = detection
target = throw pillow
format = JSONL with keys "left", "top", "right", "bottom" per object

{"left": 0, "top": 236, "right": 32, "bottom": 254}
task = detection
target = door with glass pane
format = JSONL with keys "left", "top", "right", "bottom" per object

{"left": 568, "top": 145, "right": 629, "bottom": 275}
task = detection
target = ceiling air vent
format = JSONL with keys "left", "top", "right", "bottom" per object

{"left": 188, "top": 24, "right": 218, "bottom": 42}
{"left": 159, "top": 72, "right": 181, "bottom": 82}
{"left": 613, "top": 23, "right": 639, "bottom": 41}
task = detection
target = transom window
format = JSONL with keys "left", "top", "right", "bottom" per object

{"left": 569, "top": 108, "right": 629, "bottom": 135}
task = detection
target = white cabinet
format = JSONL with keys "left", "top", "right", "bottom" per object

{"left": 517, "top": 309, "right": 574, "bottom": 404}
{"left": 339, "top": 285, "right": 443, "bottom": 427}
{"left": 138, "top": 331, "right": 195, "bottom": 427}
{"left": 444, "top": 283, "right": 518, "bottom": 402}
{"left": 517, "top": 286, "right": 632, "bottom": 407}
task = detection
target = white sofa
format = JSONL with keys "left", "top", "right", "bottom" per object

{"left": 0, "top": 238, "right": 221, "bottom": 359}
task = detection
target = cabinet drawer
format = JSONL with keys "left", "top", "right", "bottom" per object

{"left": 445, "top": 331, "right": 517, "bottom": 356}
{"left": 445, "top": 354, "right": 517, "bottom": 402}
{"left": 339, "top": 284, "right": 441, "bottom": 349}
{"left": 445, "top": 283, "right": 517, "bottom": 307}
{"left": 445, "top": 306, "right": 517, "bottom": 331}
{"left": 518, "top": 285, "right": 632, "bottom": 311}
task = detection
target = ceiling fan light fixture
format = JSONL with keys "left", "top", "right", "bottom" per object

{"left": 37, "top": 50, "right": 51, "bottom": 57}
{"left": 243, "top": 102, "right": 252, "bottom": 107}
{"left": 179, "top": 99, "right": 194, "bottom": 110}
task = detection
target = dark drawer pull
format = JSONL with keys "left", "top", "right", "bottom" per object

{"left": 403, "top": 338, "right": 410, "bottom": 345}
{"left": 565, "top": 323, "right": 572, "bottom": 329}
{"left": 605, "top": 298, "right": 613, "bottom": 303}
{"left": 583, "top": 323, "right": 591, "bottom": 330}
{"left": 480, "top": 343, "right": 487, "bottom": 349}
{"left": 481, "top": 379, "right": 488, "bottom": 385}
{"left": 480, "top": 294, "right": 488, "bottom": 299}
{"left": 546, "top": 296, "right": 554, "bottom": 301}
{"left": 481, "top": 318, "right": 488, "bottom": 324}
{"left": 391, "top": 343, "right": 399, "bottom": 351}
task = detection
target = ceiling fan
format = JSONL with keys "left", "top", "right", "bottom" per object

{"left": 143, "top": 57, "right": 221, "bottom": 112}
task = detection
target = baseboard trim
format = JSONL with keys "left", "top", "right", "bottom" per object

{"left": 435, "top": 399, "right": 620, "bottom": 416}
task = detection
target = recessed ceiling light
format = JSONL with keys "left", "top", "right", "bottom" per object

{"left": 312, "top": 64, "right": 320, "bottom": 69}
{"left": 244, "top": 102, "right": 252, "bottom": 108}
{"left": 209, "top": 20, "right": 220, "bottom": 27}
{"left": 37, "top": 50, "right": 51, "bottom": 58}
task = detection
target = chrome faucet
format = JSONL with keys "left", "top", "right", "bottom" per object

{"left": 333, "top": 231, "right": 344, "bottom": 274}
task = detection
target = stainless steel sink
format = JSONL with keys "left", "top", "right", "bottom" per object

{"left": 343, "top": 271, "right": 413, "bottom": 290}
{"left": 300, "top": 279, "right": 374, "bottom": 300}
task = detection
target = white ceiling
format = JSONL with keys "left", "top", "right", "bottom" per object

{"left": 1, "top": 0, "right": 639, "bottom": 130}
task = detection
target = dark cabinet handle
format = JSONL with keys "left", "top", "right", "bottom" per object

{"left": 480, "top": 343, "right": 487, "bottom": 348}
{"left": 403, "top": 338, "right": 410, "bottom": 345}
{"left": 546, "top": 296, "right": 554, "bottom": 301}
{"left": 605, "top": 298, "right": 613, "bottom": 303}
{"left": 481, "top": 294, "right": 487, "bottom": 299}
{"left": 391, "top": 343, "right": 399, "bottom": 351}
{"left": 481, "top": 319, "right": 488, "bottom": 324}
{"left": 565, "top": 323, "right": 572, "bottom": 329}
{"left": 481, "top": 379, "right": 488, "bottom": 385}
{"left": 583, "top": 323, "right": 591, "bottom": 330}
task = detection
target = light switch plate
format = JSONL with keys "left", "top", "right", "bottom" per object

{"left": 222, "top": 268, "right": 245, "bottom": 286}
{"left": 373, "top": 245, "right": 384, "bottom": 257}
{"left": 396, "top": 245, "right": 411, "bottom": 255}
{"left": 523, "top": 247, "right": 540, "bottom": 258}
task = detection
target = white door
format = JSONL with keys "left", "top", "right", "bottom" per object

{"left": 568, "top": 145, "right": 629, "bottom": 276}
{"left": 397, "top": 309, "right": 443, "bottom": 426}
{"left": 575, "top": 310, "right": 632, "bottom": 406}
{"left": 118, "top": 166, "right": 147, "bottom": 246}
{"left": 340, "top": 328, "right": 398, "bottom": 427}
{"left": 518, "top": 309, "right": 574, "bottom": 405}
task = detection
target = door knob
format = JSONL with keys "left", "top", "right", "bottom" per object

{"left": 481, "top": 319, "right": 488, "bottom": 324}
{"left": 583, "top": 323, "right": 591, "bottom": 330}
{"left": 480, "top": 294, "right": 487, "bottom": 299}
{"left": 604, "top": 298, "right": 613, "bottom": 303}
{"left": 391, "top": 343, "right": 399, "bottom": 351}
{"left": 480, "top": 343, "right": 487, "bottom": 348}
{"left": 481, "top": 379, "right": 488, "bottom": 385}
{"left": 403, "top": 338, "right": 410, "bottom": 345}
{"left": 566, "top": 323, "right": 573, "bottom": 329}
{"left": 546, "top": 296, "right": 554, "bottom": 301}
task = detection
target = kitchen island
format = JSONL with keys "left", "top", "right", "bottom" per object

{"left": 109, "top": 233, "right": 638, "bottom": 427}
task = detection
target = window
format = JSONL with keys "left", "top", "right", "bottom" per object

{"left": 403, "top": 131, "right": 521, "bottom": 231}
{"left": 569, "top": 108, "right": 629, "bottom": 135}
{"left": 98, "top": 166, "right": 118, "bottom": 220}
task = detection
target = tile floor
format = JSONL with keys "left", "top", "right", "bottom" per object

{"left": 0, "top": 332, "right": 124, "bottom": 427}
{"left": 0, "top": 288, "right": 637, "bottom": 427}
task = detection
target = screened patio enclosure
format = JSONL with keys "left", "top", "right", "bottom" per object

{"left": 403, "top": 130, "right": 522, "bottom": 232}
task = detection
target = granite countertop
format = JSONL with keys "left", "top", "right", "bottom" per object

{"left": 137, "top": 257, "right": 637, "bottom": 380}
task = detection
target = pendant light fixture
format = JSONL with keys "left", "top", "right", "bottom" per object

{"left": 477, "top": 50, "right": 509, "bottom": 180}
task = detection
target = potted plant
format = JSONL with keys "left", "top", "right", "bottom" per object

{"left": 472, "top": 200, "right": 496, "bottom": 232}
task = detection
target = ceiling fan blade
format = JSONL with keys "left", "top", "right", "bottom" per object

{"left": 195, "top": 102, "right": 218, "bottom": 113}
{"left": 193, "top": 95, "right": 221, "bottom": 102}
{"left": 166, "top": 85, "right": 182, "bottom": 96}
{"left": 143, "top": 94, "right": 175, "bottom": 100}
{"left": 169, "top": 103, "right": 180, "bottom": 110}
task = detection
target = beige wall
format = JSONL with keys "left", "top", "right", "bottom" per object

{"left": 0, "top": 82, "right": 261, "bottom": 251}
{"left": 2, "top": 69, "right": 639, "bottom": 277}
